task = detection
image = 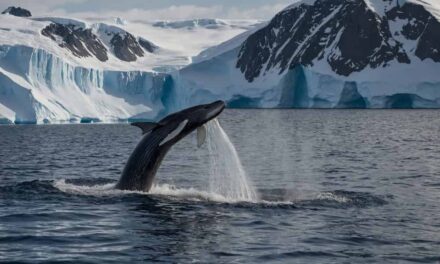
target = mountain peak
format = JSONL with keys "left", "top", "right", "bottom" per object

{"left": 1, "top": 6, "right": 31, "bottom": 17}
{"left": 236, "top": 0, "right": 440, "bottom": 82}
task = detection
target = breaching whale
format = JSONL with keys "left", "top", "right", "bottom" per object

{"left": 116, "top": 100, "right": 226, "bottom": 192}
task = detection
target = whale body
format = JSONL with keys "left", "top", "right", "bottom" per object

{"left": 116, "top": 101, "right": 225, "bottom": 192}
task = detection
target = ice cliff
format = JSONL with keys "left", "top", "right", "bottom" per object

{"left": 0, "top": 45, "right": 179, "bottom": 124}
{"left": 175, "top": 0, "right": 440, "bottom": 109}
{"left": 0, "top": 13, "right": 257, "bottom": 124}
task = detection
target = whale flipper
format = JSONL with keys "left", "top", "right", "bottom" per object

{"left": 160, "top": 120, "right": 188, "bottom": 146}
{"left": 132, "top": 122, "right": 159, "bottom": 134}
{"left": 197, "top": 125, "right": 207, "bottom": 148}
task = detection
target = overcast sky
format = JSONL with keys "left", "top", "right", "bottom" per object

{"left": 1, "top": 0, "right": 295, "bottom": 20}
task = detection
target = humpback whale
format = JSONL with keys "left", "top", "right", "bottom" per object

{"left": 116, "top": 101, "right": 226, "bottom": 192}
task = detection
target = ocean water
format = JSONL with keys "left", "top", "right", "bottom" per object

{"left": 1, "top": 109, "right": 440, "bottom": 263}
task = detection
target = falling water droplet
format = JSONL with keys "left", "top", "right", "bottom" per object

{"left": 205, "top": 119, "right": 258, "bottom": 202}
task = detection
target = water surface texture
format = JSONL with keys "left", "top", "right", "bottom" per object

{"left": 1, "top": 110, "right": 440, "bottom": 263}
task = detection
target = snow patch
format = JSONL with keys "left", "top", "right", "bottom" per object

{"left": 283, "top": 0, "right": 318, "bottom": 11}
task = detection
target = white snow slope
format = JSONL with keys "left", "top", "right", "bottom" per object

{"left": 0, "top": 13, "right": 260, "bottom": 124}
{"left": 174, "top": 0, "right": 440, "bottom": 110}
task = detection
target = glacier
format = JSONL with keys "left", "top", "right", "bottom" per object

{"left": 2, "top": 39, "right": 440, "bottom": 124}
{"left": 0, "top": 14, "right": 261, "bottom": 124}
{"left": 0, "top": 45, "right": 180, "bottom": 124}
{"left": 175, "top": 43, "right": 440, "bottom": 109}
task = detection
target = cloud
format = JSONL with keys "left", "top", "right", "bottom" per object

{"left": 0, "top": 0, "right": 294, "bottom": 20}
{"left": 54, "top": 4, "right": 289, "bottom": 21}
{"left": 225, "top": 4, "right": 289, "bottom": 19}
{"left": 53, "top": 5, "right": 225, "bottom": 21}
{"left": 0, "top": 0, "right": 87, "bottom": 14}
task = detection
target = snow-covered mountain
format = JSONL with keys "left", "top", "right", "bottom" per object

{"left": 176, "top": 0, "right": 440, "bottom": 109}
{"left": 2, "top": 0, "right": 440, "bottom": 124}
{"left": 0, "top": 7, "right": 260, "bottom": 124}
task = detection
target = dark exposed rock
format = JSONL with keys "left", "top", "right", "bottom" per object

{"left": 329, "top": 1, "right": 408, "bottom": 76}
{"left": 2, "top": 6, "right": 31, "bottom": 17}
{"left": 110, "top": 34, "right": 144, "bottom": 61}
{"left": 41, "top": 23, "right": 108, "bottom": 61}
{"left": 236, "top": 0, "right": 440, "bottom": 82}
{"left": 110, "top": 33, "right": 144, "bottom": 62}
{"left": 97, "top": 24, "right": 159, "bottom": 61}
{"left": 40, "top": 22, "right": 158, "bottom": 62}
{"left": 336, "top": 82, "right": 367, "bottom": 108}
{"left": 387, "top": 3, "right": 430, "bottom": 40}
{"left": 415, "top": 18, "right": 440, "bottom": 62}
{"left": 387, "top": 2, "right": 440, "bottom": 62}
{"left": 138, "top": 38, "right": 158, "bottom": 53}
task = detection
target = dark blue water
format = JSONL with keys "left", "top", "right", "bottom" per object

{"left": 1, "top": 110, "right": 440, "bottom": 263}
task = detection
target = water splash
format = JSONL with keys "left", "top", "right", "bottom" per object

{"left": 52, "top": 180, "right": 387, "bottom": 208}
{"left": 54, "top": 119, "right": 258, "bottom": 202}
{"left": 53, "top": 179, "right": 231, "bottom": 202}
{"left": 205, "top": 119, "right": 258, "bottom": 201}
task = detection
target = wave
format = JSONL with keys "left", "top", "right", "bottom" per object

{"left": 1, "top": 179, "right": 389, "bottom": 209}
{"left": 53, "top": 179, "right": 243, "bottom": 203}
